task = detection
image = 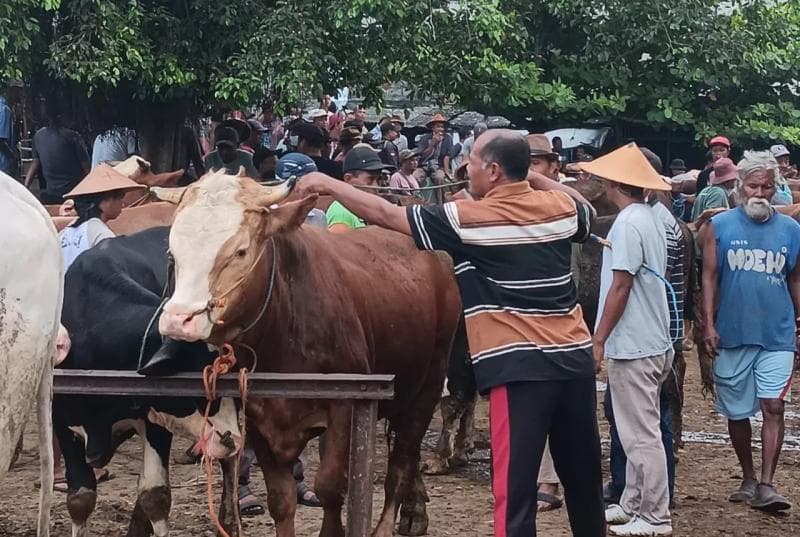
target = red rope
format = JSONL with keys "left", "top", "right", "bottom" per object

{"left": 198, "top": 343, "right": 249, "bottom": 537}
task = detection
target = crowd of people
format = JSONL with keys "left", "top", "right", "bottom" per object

{"left": 2, "top": 88, "right": 799, "bottom": 537}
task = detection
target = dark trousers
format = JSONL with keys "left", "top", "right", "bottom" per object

{"left": 604, "top": 385, "right": 675, "bottom": 501}
{"left": 489, "top": 378, "right": 605, "bottom": 537}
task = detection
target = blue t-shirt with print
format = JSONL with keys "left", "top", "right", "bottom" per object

{"left": 713, "top": 207, "right": 800, "bottom": 351}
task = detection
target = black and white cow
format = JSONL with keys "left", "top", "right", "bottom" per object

{"left": 55, "top": 226, "right": 242, "bottom": 537}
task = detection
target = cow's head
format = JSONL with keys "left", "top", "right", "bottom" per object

{"left": 154, "top": 169, "right": 316, "bottom": 344}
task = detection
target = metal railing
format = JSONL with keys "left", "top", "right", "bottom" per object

{"left": 53, "top": 369, "right": 395, "bottom": 537}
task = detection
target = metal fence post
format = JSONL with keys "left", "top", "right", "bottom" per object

{"left": 346, "top": 399, "right": 378, "bottom": 537}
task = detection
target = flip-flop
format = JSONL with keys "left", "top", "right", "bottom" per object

{"left": 728, "top": 478, "right": 758, "bottom": 503}
{"left": 35, "top": 474, "right": 68, "bottom": 493}
{"left": 94, "top": 468, "right": 112, "bottom": 484}
{"left": 238, "top": 486, "right": 266, "bottom": 517}
{"left": 297, "top": 482, "right": 322, "bottom": 508}
{"left": 537, "top": 491, "right": 563, "bottom": 512}
{"left": 750, "top": 483, "right": 791, "bottom": 512}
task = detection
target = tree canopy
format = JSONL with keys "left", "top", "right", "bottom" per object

{"left": 2, "top": 0, "right": 799, "bottom": 145}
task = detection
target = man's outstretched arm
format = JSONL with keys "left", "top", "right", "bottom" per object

{"left": 295, "top": 172, "right": 411, "bottom": 235}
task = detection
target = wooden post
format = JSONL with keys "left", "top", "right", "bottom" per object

{"left": 346, "top": 400, "right": 378, "bottom": 537}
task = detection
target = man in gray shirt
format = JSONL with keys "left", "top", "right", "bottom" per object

{"left": 579, "top": 143, "right": 674, "bottom": 537}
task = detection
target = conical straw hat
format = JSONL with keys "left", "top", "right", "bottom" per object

{"left": 577, "top": 142, "right": 670, "bottom": 191}
{"left": 63, "top": 164, "right": 147, "bottom": 199}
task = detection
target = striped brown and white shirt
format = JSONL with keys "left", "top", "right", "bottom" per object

{"left": 406, "top": 180, "right": 594, "bottom": 393}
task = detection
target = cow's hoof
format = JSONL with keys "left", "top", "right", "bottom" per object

{"left": 398, "top": 503, "right": 429, "bottom": 536}
{"left": 67, "top": 487, "right": 97, "bottom": 524}
{"left": 139, "top": 486, "right": 171, "bottom": 524}
{"left": 421, "top": 456, "right": 449, "bottom": 476}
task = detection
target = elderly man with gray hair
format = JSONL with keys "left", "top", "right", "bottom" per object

{"left": 700, "top": 150, "right": 800, "bottom": 513}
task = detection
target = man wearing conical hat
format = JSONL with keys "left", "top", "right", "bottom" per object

{"left": 579, "top": 143, "right": 674, "bottom": 536}
{"left": 58, "top": 164, "right": 145, "bottom": 272}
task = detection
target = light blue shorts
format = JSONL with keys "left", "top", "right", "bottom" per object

{"left": 714, "top": 345, "right": 794, "bottom": 420}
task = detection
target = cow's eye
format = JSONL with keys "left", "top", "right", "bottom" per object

{"left": 236, "top": 248, "right": 247, "bottom": 258}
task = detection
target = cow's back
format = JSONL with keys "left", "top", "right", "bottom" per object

{"left": 62, "top": 227, "right": 171, "bottom": 370}
{"left": 0, "top": 172, "right": 63, "bottom": 475}
{"left": 281, "top": 226, "right": 461, "bottom": 415}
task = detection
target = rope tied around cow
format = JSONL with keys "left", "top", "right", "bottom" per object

{"left": 197, "top": 343, "right": 249, "bottom": 537}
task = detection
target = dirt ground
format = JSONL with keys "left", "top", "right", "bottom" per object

{"left": 1, "top": 350, "right": 799, "bottom": 536}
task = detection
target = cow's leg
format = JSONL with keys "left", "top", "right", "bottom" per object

{"left": 376, "top": 387, "right": 441, "bottom": 536}
{"left": 128, "top": 420, "right": 171, "bottom": 537}
{"left": 422, "top": 396, "right": 459, "bottom": 475}
{"left": 451, "top": 395, "right": 476, "bottom": 467}
{"left": 57, "top": 423, "right": 97, "bottom": 537}
{"left": 217, "top": 456, "right": 242, "bottom": 537}
{"left": 315, "top": 405, "right": 350, "bottom": 537}
{"left": 398, "top": 470, "right": 430, "bottom": 536}
{"left": 665, "top": 348, "right": 687, "bottom": 455}
{"left": 252, "top": 433, "right": 298, "bottom": 537}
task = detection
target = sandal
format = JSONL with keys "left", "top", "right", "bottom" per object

{"left": 94, "top": 468, "right": 112, "bottom": 484}
{"left": 728, "top": 478, "right": 758, "bottom": 503}
{"left": 34, "top": 473, "right": 68, "bottom": 493}
{"left": 537, "top": 491, "right": 563, "bottom": 512}
{"left": 238, "top": 486, "right": 266, "bottom": 517}
{"left": 297, "top": 481, "right": 322, "bottom": 508}
{"left": 750, "top": 483, "right": 791, "bottom": 512}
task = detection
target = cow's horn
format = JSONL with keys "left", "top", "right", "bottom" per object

{"left": 237, "top": 166, "right": 247, "bottom": 178}
{"left": 150, "top": 186, "right": 188, "bottom": 205}
{"left": 256, "top": 176, "right": 297, "bottom": 207}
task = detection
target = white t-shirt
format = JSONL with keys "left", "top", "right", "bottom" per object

{"left": 596, "top": 203, "right": 671, "bottom": 359}
{"left": 59, "top": 218, "right": 115, "bottom": 272}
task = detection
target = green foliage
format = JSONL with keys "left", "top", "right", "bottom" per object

{"left": 513, "top": 0, "right": 800, "bottom": 144}
{"left": 2, "top": 0, "right": 799, "bottom": 145}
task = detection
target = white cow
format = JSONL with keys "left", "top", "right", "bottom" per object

{"left": 0, "top": 171, "right": 63, "bottom": 536}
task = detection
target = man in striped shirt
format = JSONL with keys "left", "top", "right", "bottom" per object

{"left": 297, "top": 129, "right": 605, "bottom": 537}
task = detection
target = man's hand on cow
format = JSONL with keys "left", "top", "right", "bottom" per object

{"left": 295, "top": 172, "right": 336, "bottom": 197}
{"left": 591, "top": 336, "right": 605, "bottom": 374}
{"left": 704, "top": 325, "right": 720, "bottom": 356}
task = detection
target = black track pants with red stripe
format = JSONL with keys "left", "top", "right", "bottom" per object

{"left": 489, "top": 378, "right": 605, "bottom": 537}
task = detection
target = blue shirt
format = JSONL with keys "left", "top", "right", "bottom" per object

{"left": 713, "top": 207, "right": 800, "bottom": 351}
{"left": 0, "top": 96, "right": 14, "bottom": 175}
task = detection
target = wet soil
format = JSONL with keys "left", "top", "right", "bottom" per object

{"left": 1, "top": 350, "right": 799, "bottom": 536}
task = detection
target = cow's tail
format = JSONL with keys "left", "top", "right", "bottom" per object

{"left": 36, "top": 359, "right": 54, "bottom": 537}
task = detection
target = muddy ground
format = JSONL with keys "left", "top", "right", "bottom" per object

{"left": 1, "top": 350, "right": 799, "bottom": 536}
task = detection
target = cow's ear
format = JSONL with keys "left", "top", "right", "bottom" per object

{"left": 266, "top": 195, "right": 319, "bottom": 233}
{"left": 151, "top": 186, "right": 187, "bottom": 205}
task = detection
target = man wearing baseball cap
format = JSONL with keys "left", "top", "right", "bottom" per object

{"left": 276, "top": 152, "right": 327, "bottom": 228}
{"left": 695, "top": 135, "right": 731, "bottom": 195}
{"left": 203, "top": 126, "right": 259, "bottom": 177}
{"left": 326, "top": 145, "right": 394, "bottom": 232}
{"left": 766, "top": 144, "right": 795, "bottom": 205}
{"left": 771, "top": 143, "right": 798, "bottom": 182}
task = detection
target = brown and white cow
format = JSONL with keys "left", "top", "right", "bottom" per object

{"left": 154, "top": 169, "right": 462, "bottom": 537}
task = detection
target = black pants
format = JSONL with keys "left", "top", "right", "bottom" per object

{"left": 489, "top": 378, "right": 605, "bottom": 537}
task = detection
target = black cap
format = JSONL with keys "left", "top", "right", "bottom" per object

{"left": 343, "top": 145, "right": 395, "bottom": 173}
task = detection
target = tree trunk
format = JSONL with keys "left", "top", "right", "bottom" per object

{"left": 136, "top": 101, "right": 188, "bottom": 172}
